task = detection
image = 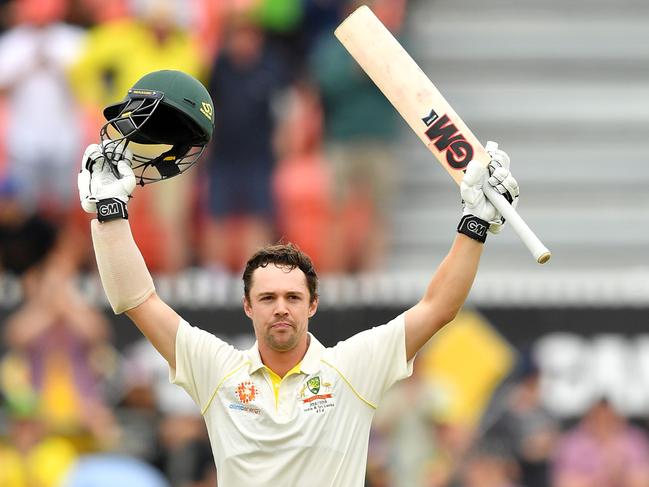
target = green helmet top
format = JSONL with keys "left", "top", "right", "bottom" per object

{"left": 100, "top": 70, "right": 214, "bottom": 185}
{"left": 104, "top": 70, "right": 214, "bottom": 145}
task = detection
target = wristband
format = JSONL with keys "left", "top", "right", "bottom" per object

{"left": 457, "top": 214, "right": 488, "bottom": 243}
{"left": 96, "top": 198, "right": 128, "bottom": 222}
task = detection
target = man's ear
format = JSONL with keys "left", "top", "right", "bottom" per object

{"left": 243, "top": 296, "right": 253, "bottom": 319}
{"left": 308, "top": 296, "right": 319, "bottom": 318}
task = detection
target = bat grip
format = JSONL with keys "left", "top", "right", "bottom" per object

{"left": 483, "top": 184, "right": 551, "bottom": 264}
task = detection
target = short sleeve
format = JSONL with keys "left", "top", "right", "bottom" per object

{"left": 170, "top": 320, "right": 245, "bottom": 411}
{"left": 329, "top": 313, "right": 414, "bottom": 407}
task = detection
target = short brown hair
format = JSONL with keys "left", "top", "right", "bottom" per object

{"left": 243, "top": 243, "right": 318, "bottom": 303}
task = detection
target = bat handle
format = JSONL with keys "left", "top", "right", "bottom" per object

{"left": 483, "top": 184, "right": 552, "bottom": 264}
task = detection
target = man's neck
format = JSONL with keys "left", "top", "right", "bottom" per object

{"left": 259, "top": 335, "right": 310, "bottom": 378}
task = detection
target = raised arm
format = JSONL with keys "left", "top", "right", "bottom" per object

{"left": 79, "top": 144, "right": 180, "bottom": 368}
{"left": 404, "top": 143, "right": 519, "bottom": 361}
{"left": 404, "top": 235, "right": 482, "bottom": 360}
{"left": 92, "top": 219, "right": 181, "bottom": 367}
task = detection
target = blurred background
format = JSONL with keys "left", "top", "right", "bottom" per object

{"left": 0, "top": 0, "right": 648, "bottom": 486}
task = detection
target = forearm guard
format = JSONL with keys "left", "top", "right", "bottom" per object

{"left": 91, "top": 219, "right": 155, "bottom": 314}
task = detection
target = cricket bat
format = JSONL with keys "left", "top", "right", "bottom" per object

{"left": 335, "top": 6, "right": 551, "bottom": 264}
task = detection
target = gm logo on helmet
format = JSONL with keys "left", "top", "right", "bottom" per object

{"left": 200, "top": 102, "right": 213, "bottom": 121}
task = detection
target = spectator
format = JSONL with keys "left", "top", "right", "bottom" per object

{"left": 0, "top": 0, "right": 11, "bottom": 33}
{"left": 189, "top": 0, "right": 228, "bottom": 65}
{"left": 185, "top": 446, "right": 217, "bottom": 487}
{"left": 74, "top": 0, "right": 130, "bottom": 25}
{"left": 118, "top": 337, "right": 211, "bottom": 486}
{"left": 455, "top": 443, "right": 523, "bottom": 487}
{"left": 0, "top": 0, "right": 96, "bottom": 278}
{"left": 156, "top": 414, "right": 212, "bottom": 487}
{"left": 273, "top": 80, "right": 335, "bottom": 271}
{"left": 366, "top": 457, "right": 392, "bottom": 487}
{"left": 300, "top": 0, "right": 347, "bottom": 56}
{"left": 0, "top": 0, "right": 85, "bottom": 218}
{"left": 253, "top": 0, "right": 304, "bottom": 73}
{"left": 121, "top": 338, "right": 197, "bottom": 417}
{"left": 0, "top": 396, "right": 78, "bottom": 487}
{"left": 434, "top": 422, "right": 482, "bottom": 487}
{"left": 69, "top": 0, "right": 205, "bottom": 272}
{"left": 63, "top": 454, "right": 170, "bottom": 487}
{"left": 480, "top": 355, "right": 560, "bottom": 487}
{"left": 552, "top": 397, "right": 649, "bottom": 487}
{"left": 310, "top": 0, "right": 407, "bottom": 271}
{"left": 372, "top": 361, "right": 450, "bottom": 487}
{"left": 69, "top": 0, "right": 203, "bottom": 109}
{"left": 201, "top": 15, "right": 289, "bottom": 272}
{"left": 0, "top": 171, "right": 115, "bottom": 442}
{"left": 1, "top": 265, "right": 118, "bottom": 442}
{"left": 112, "top": 345, "right": 160, "bottom": 463}
{"left": 0, "top": 176, "right": 117, "bottom": 442}
{"left": 0, "top": 178, "right": 57, "bottom": 278}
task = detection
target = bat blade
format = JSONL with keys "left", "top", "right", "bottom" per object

{"left": 335, "top": 6, "right": 551, "bottom": 264}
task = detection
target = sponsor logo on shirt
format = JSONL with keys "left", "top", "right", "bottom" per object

{"left": 228, "top": 403, "right": 261, "bottom": 415}
{"left": 236, "top": 380, "right": 257, "bottom": 404}
{"left": 229, "top": 380, "right": 261, "bottom": 414}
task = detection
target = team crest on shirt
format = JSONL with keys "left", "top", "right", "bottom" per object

{"left": 307, "top": 376, "right": 321, "bottom": 394}
{"left": 300, "top": 375, "right": 335, "bottom": 414}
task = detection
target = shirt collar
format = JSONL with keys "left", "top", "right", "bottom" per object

{"left": 247, "top": 332, "right": 324, "bottom": 376}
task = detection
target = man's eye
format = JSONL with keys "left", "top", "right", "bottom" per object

{"left": 260, "top": 296, "right": 272, "bottom": 301}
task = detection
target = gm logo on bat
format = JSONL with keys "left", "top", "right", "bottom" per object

{"left": 422, "top": 109, "right": 474, "bottom": 170}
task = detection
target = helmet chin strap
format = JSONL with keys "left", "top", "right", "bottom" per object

{"left": 148, "top": 144, "right": 189, "bottom": 182}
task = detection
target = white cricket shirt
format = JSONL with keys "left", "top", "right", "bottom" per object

{"left": 170, "top": 313, "right": 413, "bottom": 487}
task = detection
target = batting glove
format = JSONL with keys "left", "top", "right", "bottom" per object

{"left": 458, "top": 141, "right": 519, "bottom": 242}
{"left": 78, "top": 142, "right": 136, "bottom": 222}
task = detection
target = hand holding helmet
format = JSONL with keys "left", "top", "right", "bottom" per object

{"left": 78, "top": 70, "right": 215, "bottom": 221}
{"left": 78, "top": 142, "right": 136, "bottom": 221}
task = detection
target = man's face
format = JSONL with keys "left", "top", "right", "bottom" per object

{"left": 244, "top": 264, "right": 318, "bottom": 352}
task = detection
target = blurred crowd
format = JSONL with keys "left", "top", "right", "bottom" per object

{"left": 367, "top": 353, "right": 649, "bottom": 487}
{"left": 2, "top": 0, "right": 649, "bottom": 486}
{"left": 0, "top": 0, "right": 407, "bottom": 279}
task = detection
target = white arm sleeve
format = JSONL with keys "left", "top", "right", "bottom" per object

{"left": 91, "top": 219, "right": 155, "bottom": 314}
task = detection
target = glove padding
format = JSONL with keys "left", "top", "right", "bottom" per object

{"left": 78, "top": 142, "right": 136, "bottom": 214}
{"left": 460, "top": 141, "right": 519, "bottom": 234}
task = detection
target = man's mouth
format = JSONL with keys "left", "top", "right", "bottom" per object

{"left": 271, "top": 322, "right": 292, "bottom": 329}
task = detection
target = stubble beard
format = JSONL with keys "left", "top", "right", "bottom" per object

{"left": 265, "top": 326, "right": 300, "bottom": 352}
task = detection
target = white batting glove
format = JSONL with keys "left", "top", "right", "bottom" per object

{"left": 458, "top": 141, "right": 519, "bottom": 241}
{"left": 78, "top": 142, "right": 136, "bottom": 222}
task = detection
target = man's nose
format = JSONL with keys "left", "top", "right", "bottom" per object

{"left": 274, "top": 298, "right": 289, "bottom": 315}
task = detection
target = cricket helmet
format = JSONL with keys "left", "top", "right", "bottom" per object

{"left": 101, "top": 70, "right": 214, "bottom": 185}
